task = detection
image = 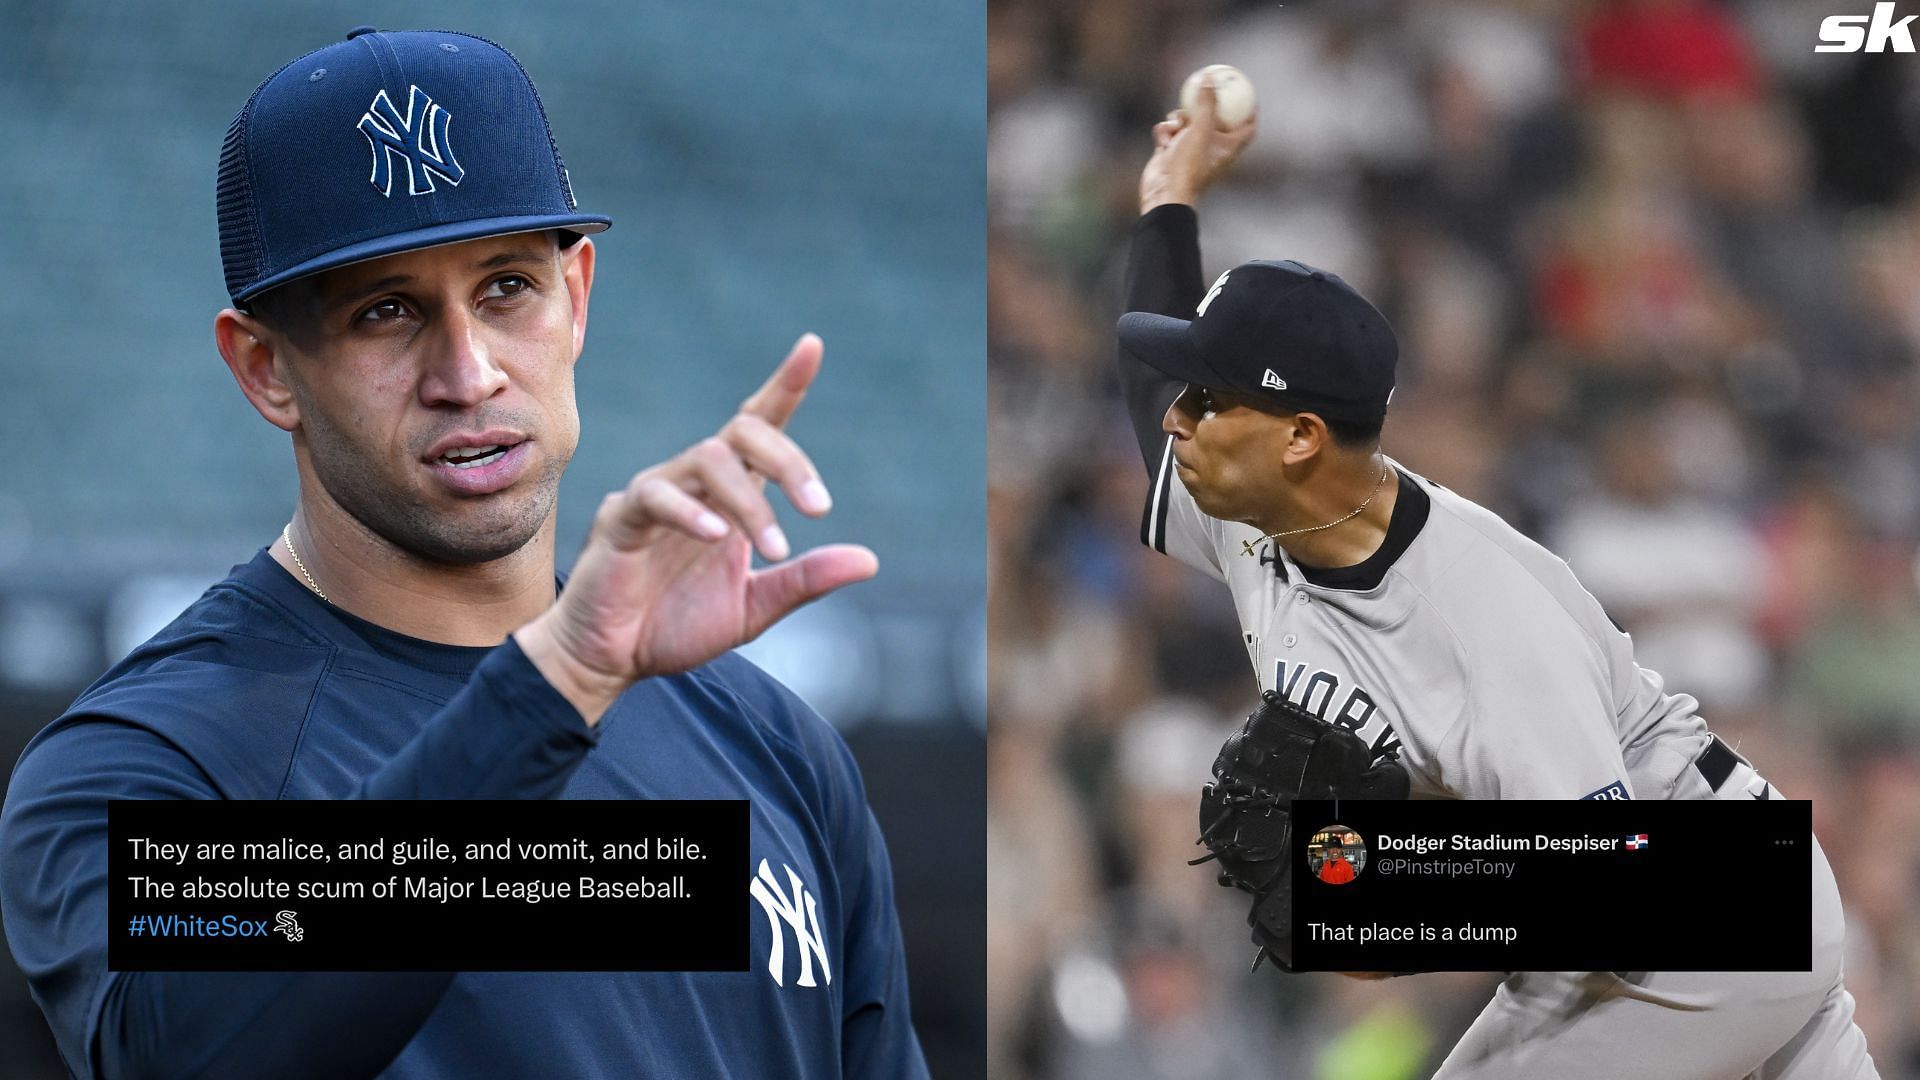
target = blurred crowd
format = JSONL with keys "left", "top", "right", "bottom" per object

{"left": 988, "top": 1, "right": 1920, "bottom": 1076}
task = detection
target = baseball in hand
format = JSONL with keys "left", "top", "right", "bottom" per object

{"left": 1180, "top": 64, "right": 1256, "bottom": 129}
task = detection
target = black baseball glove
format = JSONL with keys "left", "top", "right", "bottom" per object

{"left": 1193, "top": 689, "right": 1409, "bottom": 972}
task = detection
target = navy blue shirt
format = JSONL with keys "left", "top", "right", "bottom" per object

{"left": 0, "top": 549, "right": 927, "bottom": 1079}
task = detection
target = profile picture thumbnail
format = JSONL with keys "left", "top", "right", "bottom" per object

{"left": 1308, "top": 825, "right": 1367, "bottom": 885}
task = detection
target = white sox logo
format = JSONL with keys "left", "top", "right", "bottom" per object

{"left": 357, "top": 85, "right": 465, "bottom": 197}
{"left": 748, "top": 859, "right": 831, "bottom": 988}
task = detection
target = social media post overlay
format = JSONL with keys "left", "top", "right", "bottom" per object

{"left": 108, "top": 799, "right": 747, "bottom": 971}
{"left": 1288, "top": 798, "right": 1812, "bottom": 972}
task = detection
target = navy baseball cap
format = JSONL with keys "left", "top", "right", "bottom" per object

{"left": 217, "top": 26, "right": 611, "bottom": 306}
{"left": 1117, "top": 260, "right": 1397, "bottom": 426}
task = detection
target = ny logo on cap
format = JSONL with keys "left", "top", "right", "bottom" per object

{"left": 1198, "top": 270, "right": 1231, "bottom": 317}
{"left": 357, "top": 85, "right": 465, "bottom": 198}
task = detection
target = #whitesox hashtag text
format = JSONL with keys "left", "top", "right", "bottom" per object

{"left": 124, "top": 913, "right": 274, "bottom": 938}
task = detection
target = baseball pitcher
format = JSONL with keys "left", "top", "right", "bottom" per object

{"left": 1116, "top": 78, "right": 1878, "bottom": 1079}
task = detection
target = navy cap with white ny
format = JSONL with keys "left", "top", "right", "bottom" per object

{"left": 1118, "top": 259, "right": 1398, "bottom": 426}
{"left": 217, "top": 26, "right": 611, "bottom": 306}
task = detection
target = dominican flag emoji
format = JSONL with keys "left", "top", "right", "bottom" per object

{"left": 1625, "top": 834, "right": 1648, "bottom": 851}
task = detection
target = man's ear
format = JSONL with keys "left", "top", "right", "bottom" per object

{"left": 214, "top": 309, "right": 300, "bottom": 432}
{"left": 1280, "top": 411, "right": 1331, "bottom": 466}
{"left": 562, "top": 236, "right": 596, "bottom": 360}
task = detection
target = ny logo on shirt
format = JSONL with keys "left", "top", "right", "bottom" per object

{"left": 748, "top": 859, "right": 832, "bottom": 988}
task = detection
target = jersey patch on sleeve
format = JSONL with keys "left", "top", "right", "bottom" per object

{"left": 1580, "top": 780, "right": 1631, "bottom": 800}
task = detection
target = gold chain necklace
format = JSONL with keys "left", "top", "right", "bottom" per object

{"left": 282, "top": 523, "right": 329, "bottom": 602}
{"left": 1239, "top": 463, "right": 1390, "bottom": 557}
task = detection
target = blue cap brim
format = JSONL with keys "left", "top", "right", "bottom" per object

{"left": 234, "top": 212, "right": 612, "bottom": 303}
{"left": 1117, "top": 311, "right": 1235, "bottom": 389}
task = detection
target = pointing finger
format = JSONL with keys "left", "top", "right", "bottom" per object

{"left": 740, "top": 332, "right": 823, "bottom": 430}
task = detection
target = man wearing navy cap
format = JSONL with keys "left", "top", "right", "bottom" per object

{"left": 0, "top": 28, "right": 928, "bottom": 1079}
{"left": 1114, "top": 81, "right": 1877, "bottom": 1077}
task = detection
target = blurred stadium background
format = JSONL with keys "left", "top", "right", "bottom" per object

{"left": 989, "top": 0, "right": 1920, "bottom": 1076}
{"left": 0, "top": 2, "right": 983, "bottom": 1076}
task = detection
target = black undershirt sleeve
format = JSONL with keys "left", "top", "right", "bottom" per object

{"left": 1117, "top": 203, "right": 1207, "bottom": 474}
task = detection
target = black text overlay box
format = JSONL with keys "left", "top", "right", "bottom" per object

{"left": 1289, "top": 799, "right": 1812, "bottom": 972}
{"left": 109, "top": 800, "right": 748, "bottom": 971}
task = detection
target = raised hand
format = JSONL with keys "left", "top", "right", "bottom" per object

{"left": 515, "top": 333, "right": 878, "bottom": 723}
{"left": 1139, "top": 75, "right": 1258, "bottom": 214}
